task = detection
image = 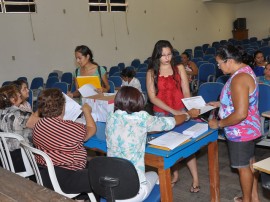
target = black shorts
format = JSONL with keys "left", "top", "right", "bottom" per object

{"left": 227, "top": 139, "right": 255, "bottom": 168}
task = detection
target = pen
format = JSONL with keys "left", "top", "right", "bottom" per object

{"left": 200, "top": 117, "right": 208, "bottom": 123}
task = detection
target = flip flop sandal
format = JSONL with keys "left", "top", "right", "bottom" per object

{"left": 190, "top": 185, "right": 200, "bottom": 193}
{"left": 234, "top": 196, "right": 243, "bottom": 202}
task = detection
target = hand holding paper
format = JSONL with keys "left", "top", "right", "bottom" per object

{"left": 78, "top": 84, "right": 98, "bottom": 97}
{"left": 182, "top": 96, "right": 217, "bottom": 115}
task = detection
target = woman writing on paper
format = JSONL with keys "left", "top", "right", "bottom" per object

{"left": 106, "top": 86, "right": 190, "bottom": 201}
{"left": 146, "top": 40, "right": 200, "bottom": 192}
{"left": 68, "top": 45, "right": 110, "bottom": 98}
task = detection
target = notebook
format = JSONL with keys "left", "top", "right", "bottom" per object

{"left": 148, "top": 131, "right": 191, "bottom": 150}
{"left": 182, "top": 123, "right": 208, "bottom": 138}
{"left": 76, "top": 76, "right": 101, "bottom": 88}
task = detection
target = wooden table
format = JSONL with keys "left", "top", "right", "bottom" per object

{"left": 84, "top": 121, "right": 220, "bottom": 202}
{"left": 253, "top": 157, "right": 270, "bottom": 174}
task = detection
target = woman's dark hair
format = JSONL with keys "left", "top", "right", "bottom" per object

{"left": 253, "top": 50, "right": 264, "bottom": 60}
{"left": 75, "top": 45, "right": 99, "bottom": 66}
{"left": 216, "top": 45, "right": 243, "bottom": 63}
{"left": 37, "top": 88, "right": 65, "bottom": 118}
{"left": 148, "top": 40, "right": 179, "bottom": 93}
{"left": 114, "top": 86, "right": 144, "bottom": 114}
{"left": 120, "top": 67, "right": 136, "bottom": 78}
{"left": 181, "top": 52, "right": 190, "bottom": 59}
{"left": 0, "top": 85, "right": 20, "bottom": 109}
{"left": 12, "top": 79, "right": 28, "bottom": 91}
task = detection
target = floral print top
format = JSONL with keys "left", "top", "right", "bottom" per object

{"left": 218, "top": 65, "right": 261, "bottom": 142}
{"left": 106, "top": 110, "right": 175, "bottom": 183}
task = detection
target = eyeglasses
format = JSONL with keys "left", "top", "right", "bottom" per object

{"left": 217, "top": 59, "right": 227, "bottom": 69}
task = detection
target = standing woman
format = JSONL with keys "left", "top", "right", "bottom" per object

{"left": 69, "top": 45, "right": 110, "bottom": 98}
{"left": 209, "top": 45, "right": 261, "bottom": 202}
{"left": 146, "top": 40, "right": 200, "bottom": 192}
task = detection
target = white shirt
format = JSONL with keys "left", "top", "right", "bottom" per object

{"left": 121, "top": 77, "right": 142, "bottom": 92}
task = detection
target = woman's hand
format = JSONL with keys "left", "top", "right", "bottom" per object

{"left": 67, "top": 91, "right": 73, "bottom": 98}
{"left": 82, "top": 103, "right": 92, "bottom": 113}
{"left": 207, "top": 101, "right": 220, "bottom": 108}
{"left": 95, "top": 88, "right": 104, "bottom": 94}
{"left": 187, "top": 108, "right": 200, "bottom": 118}
{"left": 209, "top": 119, "right": 219, "bottom": 129}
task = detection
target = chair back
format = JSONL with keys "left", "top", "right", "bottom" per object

{"left": 137, "top": 77, "right": 146, "bottom": 93}
{"left": 136, "top": 72, "right": 147, "bottom": 78}
{"left": 108, "top": 76, "right": 122, "bottom": 88}
{"left": 109, "top": 66, "right": 120, "bottom": 77}
{"left": 131, "top": 59, "right": 141, "bottom": 69}
{"left": 45, "top": 76, "right": 59, "bottom": 89}
{"left": 61, "top": 72, "right": 73, "bottom": 86}
{"left": 2, "top": 81, "right": 12, "bottom": 86}
{"left": 194, "top": 50, "right": 204, "bottom": 58}
{"left": 198, "top": 82, "right": 224, "bottom": 103}
{"left": 20, "top": 141, "right": 97, "bottom": 200}
{"left": 258, "top": 84, "right": 270, "bottom": 115}
{"left": 118, "top": 63, "right": 125, "bottom": 71}
{"left": 30, "top": 77, "right": 44, "bottom": 90}
{"left": 198, "top": 63, "right": 216, "bottom": 83}
{"left": 0, "top": 132, "right": 34, "bottom": 177}
{"left": 52, "top": 82, "right": 68, "bottom": 94}
{"left": 88, "top": 156, "right": 140, "bottom": 202}
{"left": 108, "top": 81, "right": 115, "bottom": 93}
{"left": 216, "top": 75, "right": 230, "bottom": 84}
{"left": 48, "top": 72, "right": 58, "bottom": 78}
{"left": 205, "top": 47, "right": 216, "bottom": 55}
{"left": 28, "top": 89, "right": 33, "bottom": 109}
{"left": 17, "top": 77, "right": 28, "bottom": 82}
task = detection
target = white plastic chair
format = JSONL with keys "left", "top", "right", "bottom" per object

{"left": 20, "top": 140, "right": 97, "bottom": 201}
{"left": 0, "top": 132, "right": 34, "bottom": 178}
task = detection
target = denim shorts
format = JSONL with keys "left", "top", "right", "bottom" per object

{"left": 227, "top": 139, "right": 255, "bottom": 168}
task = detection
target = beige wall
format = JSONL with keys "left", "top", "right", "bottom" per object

{"left": 0, "top": 0, "right": 266, "bottom": 84}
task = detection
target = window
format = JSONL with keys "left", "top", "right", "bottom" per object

{"left": 88, "top": 0, "right": 127, "bottom": 12}
{"left": 0, "top": 0, "right": 36, "bottom": 13}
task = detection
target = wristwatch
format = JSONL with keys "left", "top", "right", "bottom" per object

{"left": 184, "top": 113, "right": 191, "bottom": 122}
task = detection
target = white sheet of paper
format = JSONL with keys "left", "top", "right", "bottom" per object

{"left": 148, "top": 131, "right": 191, "bottom": 150}
{"left": 78, "top": 84, "right": 98, "bottom": 97}
{"left": 182, "top": 96, "right": 216, "bottom": 115}
{"left": 63, "top": 93, "right": 82, "bottom": 121}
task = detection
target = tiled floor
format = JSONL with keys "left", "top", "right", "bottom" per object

{"left": 171, "top": 140, "right": 270, "bottom": 202}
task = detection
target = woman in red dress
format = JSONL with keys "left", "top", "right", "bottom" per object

{"left": 146, "top": 40, "right": 200, "bottom": 192}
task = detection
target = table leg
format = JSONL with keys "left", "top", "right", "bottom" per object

{"left": 208, "top": 141, "right": 220, "bottom": 202}
{"left": 158, "top": 168, "right": 173, "bottom": 202}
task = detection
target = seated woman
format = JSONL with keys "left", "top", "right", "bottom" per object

{"left": 120, "top": 67, "right": 142, "bottom": 92}
{"left": 0, "top": 85, "right": 39, "bottom": 171}
{"left": 106, "top": 86, "right": 193, "bottom": 201}
{"left": 258, "top": 63, "right": 270, "bottom": 85}
{"left": 181, "top": 52, "right": 198, "bottom": 82}
{"left": 33, "top": 88, "right": 96, "bottom": 199}
{"left": 12, "top": 79, "right": 32, "bottom": 112}
{"left": 252, "top": 50, "right": 268, "bottom": 77}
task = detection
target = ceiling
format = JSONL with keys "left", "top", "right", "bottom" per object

{"left": 203, "top": 0, "right": 256, "bottom": 3}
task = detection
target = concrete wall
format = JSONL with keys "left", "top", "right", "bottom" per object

{"left": 0, "top": 0, "right": 266, "bottom": 84}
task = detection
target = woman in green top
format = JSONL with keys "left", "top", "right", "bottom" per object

{"left": 69, "top": 45, "right": 110, "bottom": 98}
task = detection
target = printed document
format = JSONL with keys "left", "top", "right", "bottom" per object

{"left": 148, "top": 131, "right": 191, "bottom": 150}
{"left": 78, "top": 84, "right": 98, "bottom": 97}
{"left": 63, "top": 93, "right": 82, "bottom": 121}
{"left": 182, "top": 96, "right": 216, "bottom": 114}
{"left": 182, "top": 123, "right": 208, "bottom": 138}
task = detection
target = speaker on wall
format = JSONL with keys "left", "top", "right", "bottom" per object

{"left": 233, "top": 18, "right": 246, "bottom": 30}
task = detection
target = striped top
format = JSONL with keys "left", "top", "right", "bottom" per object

{"left": 33, "top": 117, "right": 87, "bottom": 170}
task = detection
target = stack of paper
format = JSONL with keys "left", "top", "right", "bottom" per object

{"left": 148, "top": 131, "right": 191, "bottom": 150}
{"left": 182, "top": 123, "right": 208, "bottom": 138}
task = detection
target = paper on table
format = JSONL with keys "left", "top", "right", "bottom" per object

{"left": 78, "top": 84, "right": 98, "bottom": 97}
{"left": 182, "top": 96, "right": 216, "bottom": 114}
{"left": 182, "top": 123, "right": 208, "bottom": 138}
{"left": 148, "top": 131, "right": 191, "bottom": 150}
{"left": 63, "top": 93, "right": 82, "bottom": 121}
